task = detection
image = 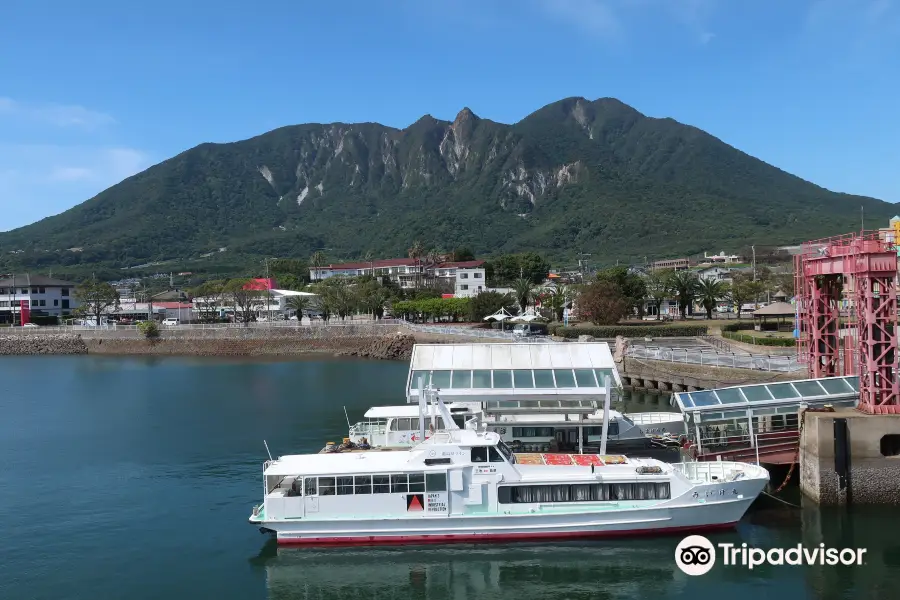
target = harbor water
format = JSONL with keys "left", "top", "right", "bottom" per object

{"left": 0, "top": 355, "right": 895, "bottom": 600}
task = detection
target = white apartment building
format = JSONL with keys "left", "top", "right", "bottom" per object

{"left": 0, "top": 274, "right": 79, "bottom": 323}
{"left": 310, "top": 258, "right": 486, "bottom": 297}
{"left": 443, "top": 261, "right": 486, "bottom": 298}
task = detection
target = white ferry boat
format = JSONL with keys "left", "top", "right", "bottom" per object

{"left": 249, "top": 396, "right": 768, "bottom": 546}
{"left": 347, "top": 403, "right": 684, "bottom": 453}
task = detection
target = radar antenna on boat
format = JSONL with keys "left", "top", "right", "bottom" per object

{"left": 263, "top": 439, "right": 273, "bottom": 462}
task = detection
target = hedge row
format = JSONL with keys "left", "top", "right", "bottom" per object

{"left": 722, "top": 331, "right": 796, "bottom": 347}
{"left": 550, "top": 324, "right": 708, "bottom": 339}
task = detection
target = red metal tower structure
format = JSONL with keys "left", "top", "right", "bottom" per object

{"left": 795, "top": 231, "right": 900, "bottom": 413}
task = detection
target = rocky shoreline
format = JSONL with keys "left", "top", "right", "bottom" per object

{"left": 0, "top": 334, "right": 88, "bottom": 355}
{"left": 0, "top": 331, "right": 419, "bottom": 361}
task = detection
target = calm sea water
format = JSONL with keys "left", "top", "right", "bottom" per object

{"left": 0, "top": 356, "right": 896, "bottom": 600}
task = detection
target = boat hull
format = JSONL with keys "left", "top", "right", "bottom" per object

{"left": 260, "top": 488, "right": 760, "bottom": 547}
{"left": 272, "top": 521, "right": 738, "bottom": 547}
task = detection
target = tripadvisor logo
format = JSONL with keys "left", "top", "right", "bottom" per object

{"left": 675, "top": 535, "right": 867, "bottom": 575}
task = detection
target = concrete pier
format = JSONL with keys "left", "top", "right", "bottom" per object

{"left": 800, "top": 409, "right": 900, "bottom": 505}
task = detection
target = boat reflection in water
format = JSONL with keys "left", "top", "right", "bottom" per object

{"left": 256, "top": 540, "right": 689, "bottom": 600}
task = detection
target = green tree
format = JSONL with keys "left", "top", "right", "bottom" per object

{"left": 224, "top": 279, "right": 261, "bottom": 325}
{"left": 669, "top": 271, "right": 700, "bottom": 320}
{"left": 74, "top": 279, "right": 120, "bottom": 325}
{"left": 577, "top": 281, "right": 627, "bottom": 326}
{"left": 729, "top": 273, "right": 766, "bottom": 318}
{"left": 542, "top": 284, "right": 573, "bottom": 321}
{"left": 355, "top": 279, "right": 391, "bottom": 320}
{"left": 697, "top": 278, "right": 730, "bottom": 320}
{"left": 309, "top": 251, "right": 327, "bottom": 282}
{"left": 285, "top": 295, "right": 311, "bottom": 321}
{"left": 644, "top": 268, "right": 674, "bottom": 320}
{"left": 190, "top": 279, "right": 226, "bottom": 322}
{"left": 407, "top": 240, "right": 425, "bottom": 289}
{"left": 596, "top": 266, "right": 647, "bottom": 318}
{"left": 487, "top": 252, "right": 550, "bottom": 286}
{"left": 451, "top": 247, "right": 475, "bottom": 262}
{"left": 512, "top": 278, "right": 536, "bottom": 314}
{"left": 467, "top": 291, "right": 516, "bottom": 322}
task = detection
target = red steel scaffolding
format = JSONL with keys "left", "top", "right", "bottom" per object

{"left": 795, "top": 231, "right": 900, "bottom": 414}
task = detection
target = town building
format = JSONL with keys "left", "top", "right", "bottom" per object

{"left": 650, "top": 258, "right": 690, "bottom": 271}
{"left": 309, "top": 258, "right": 486, "bottom": 297}
{"left": 0, "top": 274, "right": 79, "bottom": 324}
{"left": 700, "top": 250, "right": 742, "bottom": 264}
{"left": 695, "top": 266, "right": 734, "bottom": 283}
{"left": 310, "top": 259, "right": 423, "bottom": 288}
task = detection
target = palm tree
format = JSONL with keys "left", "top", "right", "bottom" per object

{"left": 285, "top": 295, "right": 310, "bottom": 322}
{"left": 668, "top": 270, "right": 700, "bottom": 320}
{"left": 544, "top": 284, "right": 572, "bottom": 321}
{"left": 408, "top": 240, "right": 424, "bottom": 290}
{"left": 309, "top": 251, "right": 327, "bottom": 282}
{"left": 512, "top": 278, "right": 536, "bottom": 314}
{"left": 697, "top": 278, "right": 729, "bottom": 320}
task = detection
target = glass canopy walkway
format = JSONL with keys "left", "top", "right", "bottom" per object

{"left": 673, "top": 376, "right": 859, "bottom": 463}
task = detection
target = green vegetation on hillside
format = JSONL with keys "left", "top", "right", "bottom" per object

{"left": 0, "top": 96, "right": 894, "bottom": 277}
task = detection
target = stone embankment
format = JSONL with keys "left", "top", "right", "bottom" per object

{"left": 0, "top": 334, "right": 88, "bottom": 355}
{"left": 85, "top": 329, "right": 417, "bottom": 360}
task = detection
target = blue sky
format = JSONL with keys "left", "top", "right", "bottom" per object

{"left": 1, "top": 0, "right": 899, "bottom": 231}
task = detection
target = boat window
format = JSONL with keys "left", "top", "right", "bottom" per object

{"left": 620, "top": 415, "right": 634, "bottom": 426}
{"left": 498, "top": 482, "right": 670, "bottom": 503}
{"left": 498, "top": 440, "right": 516, "bottom": 464}
{"left": 513, "top": 369, "right": 534, "bottom": 388}
{"left": 426, "top": 472, "right": 447, "bottom": 492}
{"left": 318, "top": 477, "right": 336, "bottom": 496}
{"left": 585, "top": 422, "right": 619, "bottom": 436}
{"left": 390, "top": 474, "right": 409, "bottom": 493}
{"left": 451, "top": 370, "right": 472, "bottom": 388}
{"left": 472, "top": 369, "right": 492, "bottom": 388}
{"left": 409, "top": 473, "right": 425, "bottom": 493}
{"left": 492, "top": 370, "right": 513, "bottom": 388}
{"left": 354, "top": 475, "right": 372, "bottom": 494}
{"left": 533, "top": 369, "right": 555, "bottom": 388}
{"left": 512, "top": 427, "right": 554, "bottom": 438}
{"left": 574, "top": 369, "right": 597, "bottom": 387}
{"left": 373, "top": 475, "right": 390, "bottom": 494}
{"left": 488, "top": 447, "right": 506, "bottom": 463}
{"left": 452, "top": 415, "right": 467, "bottom": 428}
{"left": 425, "top": 458, "right": 452, "bottom": 465}
{"left": 337, "top": 476, "right": 354, "bottom": 495}
{"left": 471, "top": 446, "right": 488, "bottom": 463}
{"left": 431, "top": 371, "right": 452, "bottom": 389}
{"left": 304, "top": 477, "right": 318, "bottom": 496}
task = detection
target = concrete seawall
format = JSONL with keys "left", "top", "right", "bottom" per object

{"left": 0, "top": 334, "right": 88, "bottom": 355}
{"left": 0, "top": 324, "right": 490, "bottom": 361}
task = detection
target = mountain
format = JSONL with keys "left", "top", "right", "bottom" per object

{"left": 0, "top": 97, "right": 894, "bottom": 276}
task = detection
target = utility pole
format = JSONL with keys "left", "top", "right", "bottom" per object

{"left": 265, "top": 258, "right": 271, "bottom": 325}
{"left": 752, "top": 246, "right": 756, "bottom": 281}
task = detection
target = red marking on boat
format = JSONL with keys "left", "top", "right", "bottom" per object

{"left": 276, "top": 522, "right": 738, "bottom": 547}
{"left": 572, "top": 454, "right": 604, "bottom": 466}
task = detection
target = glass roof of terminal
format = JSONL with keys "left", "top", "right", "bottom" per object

{"left": 406, "top": 342, "right": 621, "bottom": 402}
{"left": 673, "top": 376, "right": 859, "bottom": 414}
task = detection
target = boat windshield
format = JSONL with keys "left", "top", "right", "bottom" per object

{"left": 620, "top": 415, "right": 634, "bottom": 426}
{"left": 497, "top": 440, "right": 516, "bottom": 464}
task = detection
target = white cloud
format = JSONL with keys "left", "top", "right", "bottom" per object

{"left": 536, "top": 0, "right": 622, "bottom": 38}
{"left": 0, "top": 145, "right": 152, "bottom": 231}
{"left": 0, "top": 98, "right": 151, "bottom": 231}
{"left": 0, "top": 97, "right": 115, "bottom": 130}
{"left": 533, "top": 0, "right": 717, "bottom": 44}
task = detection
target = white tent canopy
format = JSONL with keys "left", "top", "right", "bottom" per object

{"left": 483, "top": 307, "right": 514, "bottom": 321}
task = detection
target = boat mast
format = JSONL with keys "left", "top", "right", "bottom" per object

{"left": 417, "top": 376, "right": 427, "bottom": 443}
{"left": 599, "top": 375, "right": 612, "bottom": 455}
